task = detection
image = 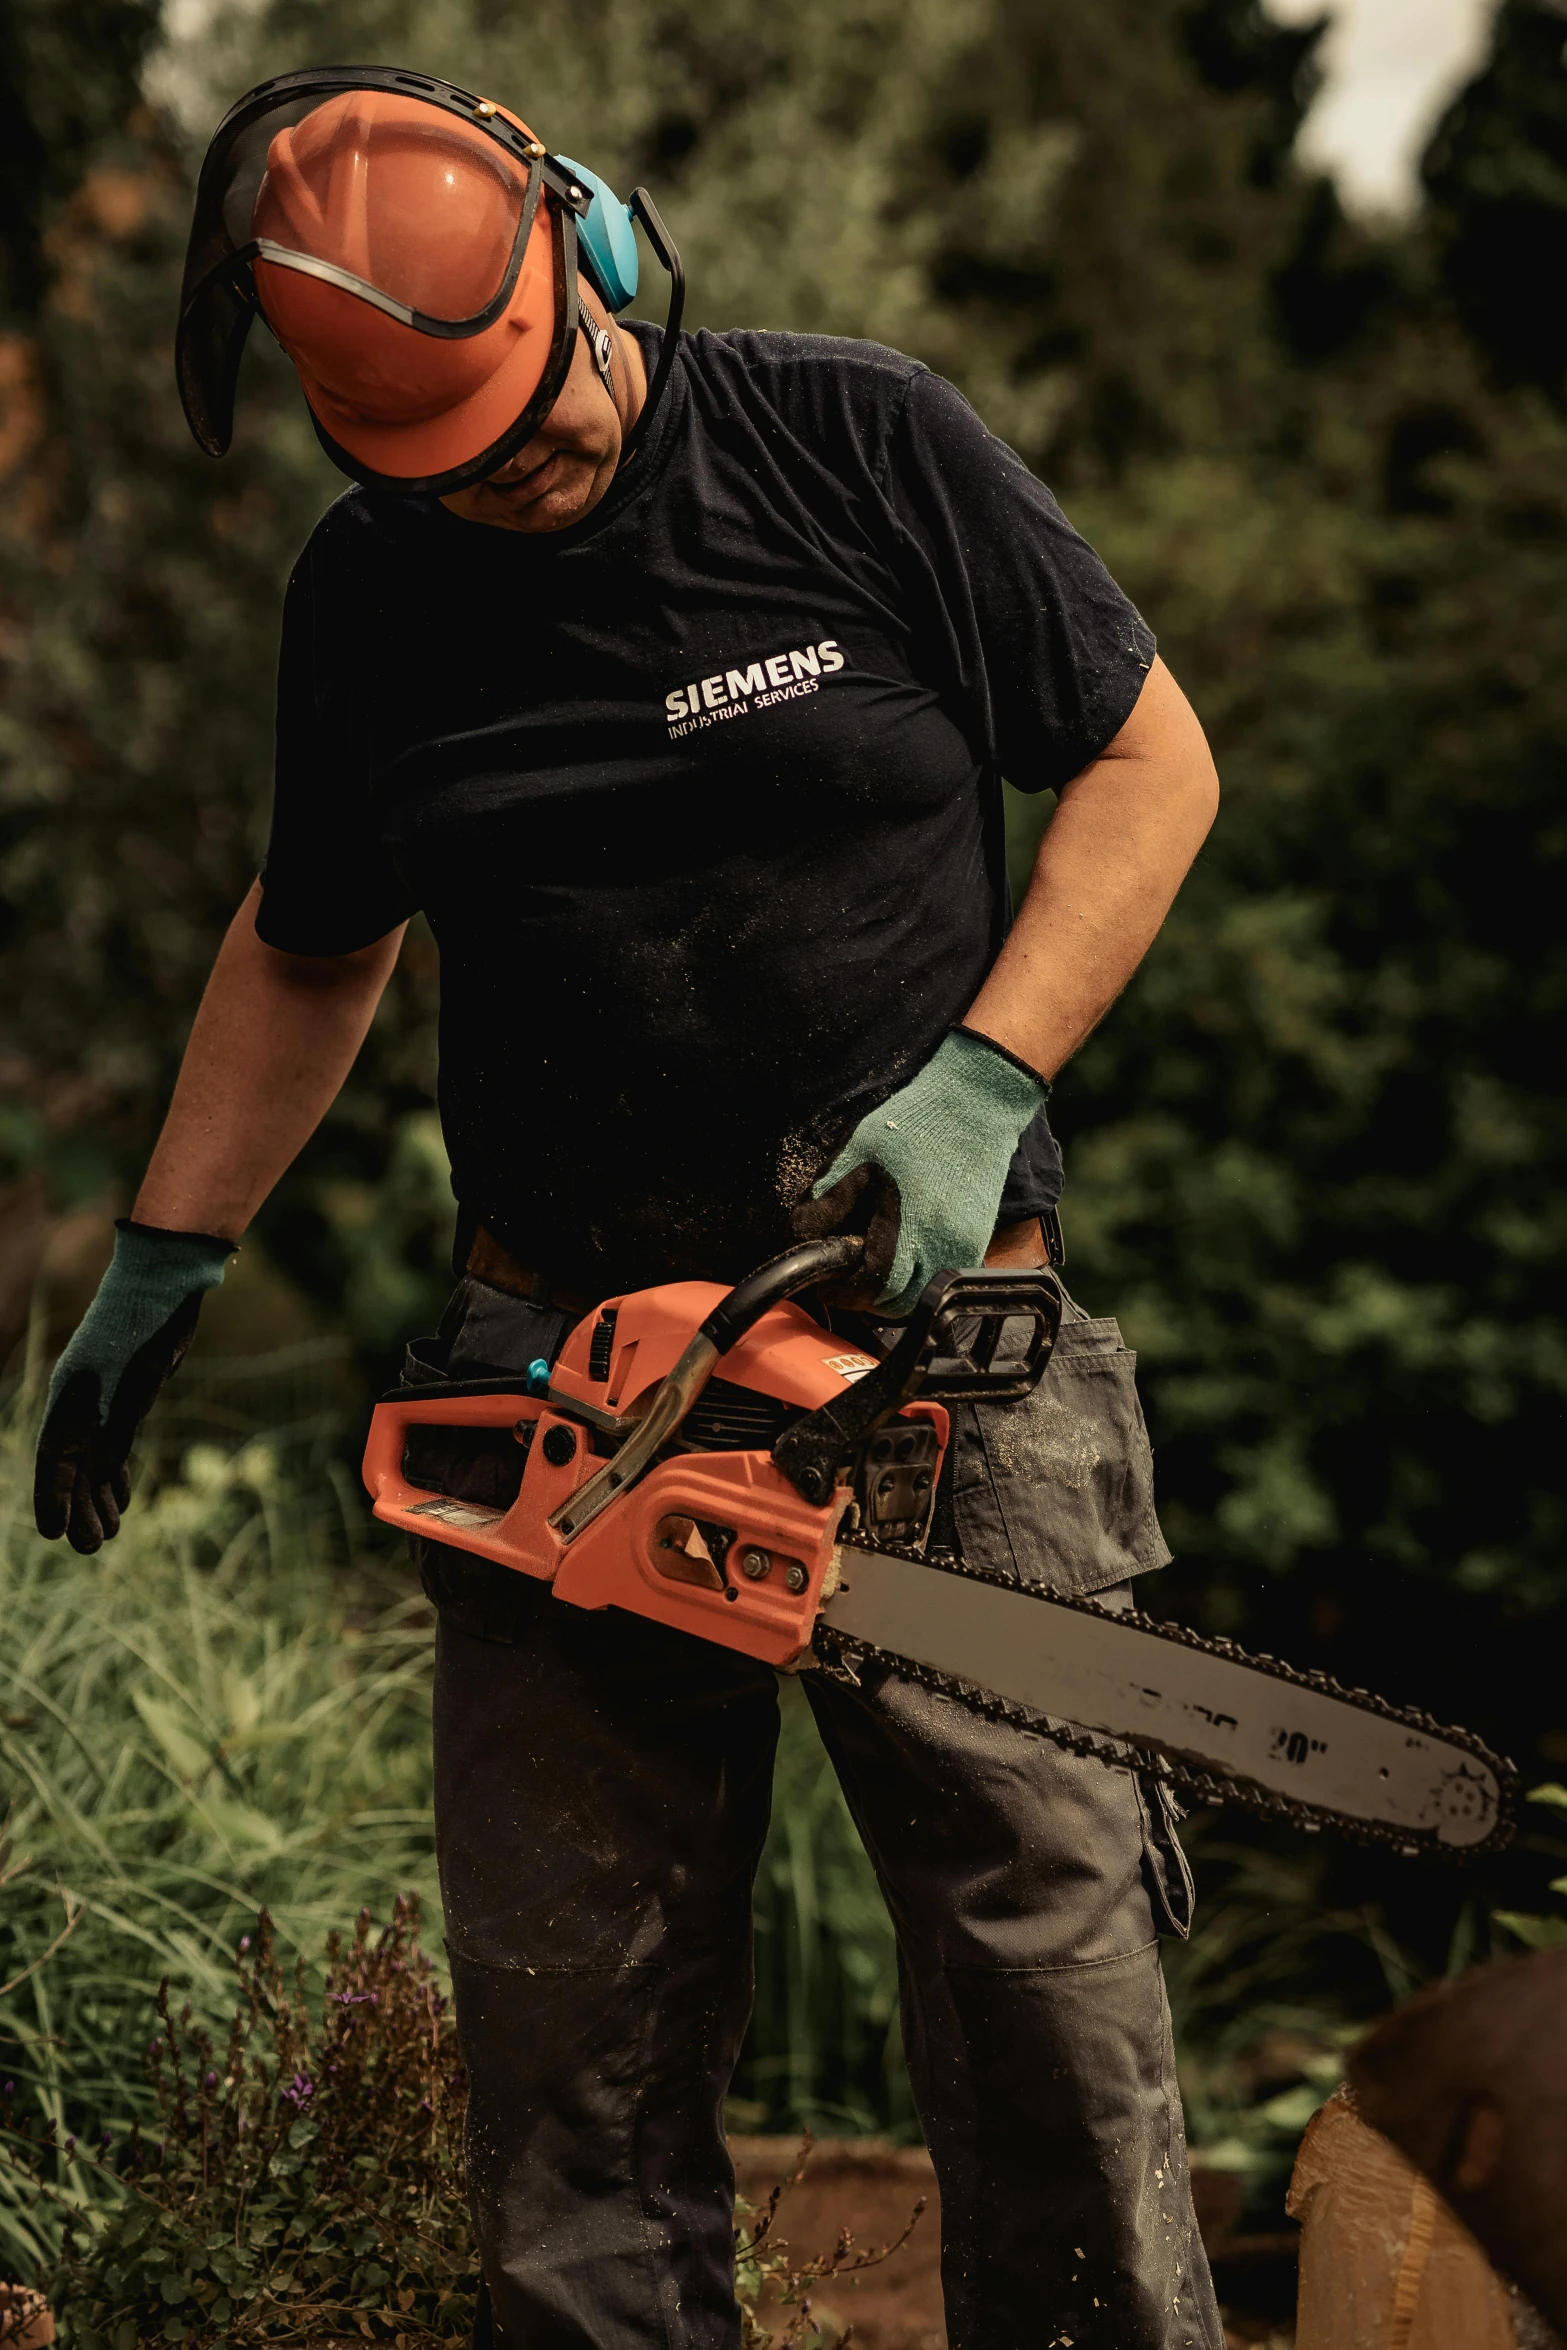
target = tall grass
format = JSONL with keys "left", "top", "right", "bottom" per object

{"left": 1, "top": 1360, "right": 934, "bottom": 2279}
{"left": 0, "top": 1378, "right": 439, "bottom": 2275}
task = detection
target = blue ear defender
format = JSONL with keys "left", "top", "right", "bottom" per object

{"left": 556, "top": 156, "right": 640, "bottom": 312}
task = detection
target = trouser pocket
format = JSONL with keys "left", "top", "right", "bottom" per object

{"left": 949, "top": 1312, "right": 1172, "bottom": 1598}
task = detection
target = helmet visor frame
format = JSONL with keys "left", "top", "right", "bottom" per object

{"left": 176, "top": 66, "right": 594, "bottom": 494}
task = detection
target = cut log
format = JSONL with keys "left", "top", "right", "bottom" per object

{"left": 1347, "top": 1946, "right": 1567, "bottom": 2337}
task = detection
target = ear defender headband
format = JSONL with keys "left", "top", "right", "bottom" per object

{"left": 175, "top": 66, "right": 684, "bottom": 497}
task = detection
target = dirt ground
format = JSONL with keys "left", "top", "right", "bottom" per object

{"left": 729, "top": 2137, "right": 1298, "bottom": 2350}
{"left": 731, "top": 2138, "right": 945, "bottom": 2350}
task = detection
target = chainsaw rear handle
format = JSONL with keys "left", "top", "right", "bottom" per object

{"left": 772, "top": 1264, "right": 1063, "bottom": 1505}
{"left": 361, "top": 1388, "right": 546, "bottom": 1569}
{"left": 363, "top": 1243, "right": 869, "bottom": 1554}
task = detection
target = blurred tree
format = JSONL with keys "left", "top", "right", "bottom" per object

{"left": 1424, "top": 0, "right": 1567, "bottom": 392}
{"left": 1050, "top": 0, "right": 1567, "bottom": 1824}
{"left": 1067, "top": 382, "right": 1567, "bottom": 1637}
{"left": 1178, "top": 0, "right": 1326, "bottom": 174}
{"left": 0, "top": 3, "right": 438, "bottom": 1351}
{"left": 0, "top": 0, "right": 161, "bottom": 318}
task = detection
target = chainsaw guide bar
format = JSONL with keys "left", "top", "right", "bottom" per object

{"left": 817, "top": 1540, "right": 1517, "bottom": 1860}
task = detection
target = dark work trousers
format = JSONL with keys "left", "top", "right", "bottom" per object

{"left": 412, "top": 1274, "right": 1224, "bottom": 2350}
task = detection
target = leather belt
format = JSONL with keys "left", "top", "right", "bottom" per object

{"left": 467, "top": 1206, "right": 1064, "bottom": 1315}
{"left": 466, "top": 1226, "right": 599, "bottom": 1315}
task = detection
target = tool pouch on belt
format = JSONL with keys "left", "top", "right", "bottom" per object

{"left": 937, "top": 1305, "right": 1172, "bottom": 1601}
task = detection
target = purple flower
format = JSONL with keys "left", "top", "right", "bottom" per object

{"left": 204, "top": 2071, "right": 218, "bottom": 2090}
{"left": 101, "top": 2130, "right": 112, "bottom": 2146}
{"left": 2, "top": 2082, "right": 12, "bottom": 2097}
{"left": 64, "top": 2137, "right": 75, "bottom": 2154}
{"left": 328, "top": 1991, "right": 374, "bottom": 2006}
{"left": 282, "top": 2073, "right": 315, "bottom": 2108}
{"left": 239, "top": 1936, "right": 251, "bottom": 1953}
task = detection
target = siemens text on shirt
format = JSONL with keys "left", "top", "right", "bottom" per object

{"left": 664, "top": 639, "right": 844, "bottom": 733}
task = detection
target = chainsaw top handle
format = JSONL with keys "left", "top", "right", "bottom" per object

{"left": 549, "top": 1234, "right": 867, "bottom": 1543}
{"left": 698, "top": 1234, "right": 866, "bottom": 1352}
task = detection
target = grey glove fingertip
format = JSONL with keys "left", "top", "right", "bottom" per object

{"left": 68, "top": 1472, "right": 107, "bottom": 1556}
{"left": 876, "top": 1268, "right": 927, "bottom": 1318}
{"left": 33, "top": 1475, "right": 70, "bottom": 1543}
{"left": 34, "top": 1369, "right": 100, "bottom": 1542}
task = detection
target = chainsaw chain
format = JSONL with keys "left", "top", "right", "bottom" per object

{"left": 811, "top": 1541, "right": 1519, "bottom": 1862}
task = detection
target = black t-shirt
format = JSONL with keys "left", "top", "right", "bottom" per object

{"left": 259, "top": 329, "right": 1154, "bottom": 1291}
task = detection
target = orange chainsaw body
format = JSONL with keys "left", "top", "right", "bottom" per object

{"left": 362, "top": 1276, "right": 949, "bottom": 1666}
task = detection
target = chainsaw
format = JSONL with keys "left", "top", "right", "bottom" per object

{"left": 362, "top": 1235, "right": 1515, "bottom": 1859}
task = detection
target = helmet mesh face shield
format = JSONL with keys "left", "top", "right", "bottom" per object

{"left": 177, "top": 70, "right": 588, "bottom": 495}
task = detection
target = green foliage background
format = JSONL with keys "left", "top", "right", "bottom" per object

{"left": 4, "top": 0, "right": 1567, "bottom": 2174}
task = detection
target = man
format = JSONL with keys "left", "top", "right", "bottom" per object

{"left": 35, "top": 74, "right": 1223, "bottom": 2350}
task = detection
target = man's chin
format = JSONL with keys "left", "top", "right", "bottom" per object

{"left": 498, "top": 480, "right": 595, "bottom": 532}
{"left": 447, "top": 451, "right": 607, "bottom": 534}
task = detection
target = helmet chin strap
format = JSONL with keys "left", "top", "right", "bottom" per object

{"left": 581, "top": 316, "right": 616, "bottom": 399}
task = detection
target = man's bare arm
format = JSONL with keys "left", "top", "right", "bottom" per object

{"left": 133, "top": 881, "right": 406, "bottom": 1237}
{"left": 963, "top": 655, "right": 1219, "bottom": 1080}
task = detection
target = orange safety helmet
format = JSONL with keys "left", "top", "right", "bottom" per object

{"left": 176, "top": 67, "right": 683, "bottom": 494}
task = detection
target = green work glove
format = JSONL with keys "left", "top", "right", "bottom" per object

{"left": 794, "top": 1029, "right": 1046, "bottom": 1316}
{"left": 33, "top": 1220, "right": 234, "bottom": 1554}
